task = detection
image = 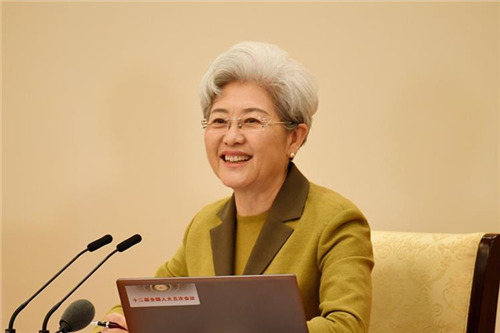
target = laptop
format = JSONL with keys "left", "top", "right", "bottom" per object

{"left": 117, "top": 274, "right": 309, "bottom": 333}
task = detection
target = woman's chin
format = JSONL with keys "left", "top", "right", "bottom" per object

{"left": 217, "top": 173, "right": 254, "bottom": 191}
{"left": 220, "top": 179, "right": 249, "bottom": 191}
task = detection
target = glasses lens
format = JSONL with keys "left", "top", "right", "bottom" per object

{"left": 241, "top": 117, "right": 265, "bottom": 130}
{"left": 205, "top": 117, "right": 228, "bottom": 130}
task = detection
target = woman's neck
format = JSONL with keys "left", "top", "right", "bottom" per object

{"left": 233, "top": 171, "right": 287, "bottom": 216}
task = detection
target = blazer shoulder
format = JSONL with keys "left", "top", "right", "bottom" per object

{"left": 198, "top": 196, "right": 230, "bottom": 213}
{"left": 308, "top": 182, "right": 361, "bottom": 212}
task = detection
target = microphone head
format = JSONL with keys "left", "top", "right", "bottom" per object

{"left": 87, "top": 234, "right": 113, "bottom": 252}
{"left": 59, "top": 299, "right": 95, "bottom": 332}
{"left": 116, "top": 234, "right": 142, "bottom": 252}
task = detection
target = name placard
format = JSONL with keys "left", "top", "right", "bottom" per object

{"left": 125, "top": 283, "right": 200, "bottom": 307}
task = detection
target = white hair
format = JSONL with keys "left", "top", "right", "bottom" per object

{"left": 199, "top": 41, "right": 318, "bottom": 138}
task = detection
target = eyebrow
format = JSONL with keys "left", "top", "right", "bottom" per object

{"left": 209, "top": 107, "right": 270, "bottom": 116}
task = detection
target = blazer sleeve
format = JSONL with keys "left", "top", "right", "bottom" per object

{"left": 154, "top": 217, "right": 196, "bottom": 278}
{"left": 154, "top": 242, "right": 188, "bottom": 277}
{"left": 307, "top": 207, "right": 374, "bottom": 333}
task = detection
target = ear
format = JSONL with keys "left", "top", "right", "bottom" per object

{"left": 287, "top": 123, "right": 309, "bottom": 156}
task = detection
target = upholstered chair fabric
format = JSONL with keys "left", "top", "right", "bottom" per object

{"left": 370, "top": 231, "right": 484, "bottom": 333}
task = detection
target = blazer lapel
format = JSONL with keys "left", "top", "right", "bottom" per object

{"left": 210, "top": 196, "right": 237, "bottom": 276}
{"left": 244, "top": 163, "right": 310, "bottom": 275}
{"left": 210, "top": 163, "right": 310, "bottom": 276}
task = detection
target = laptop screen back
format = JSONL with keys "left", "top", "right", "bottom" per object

{"left": 117, "top": 274, "right": 308, "bottom": 333}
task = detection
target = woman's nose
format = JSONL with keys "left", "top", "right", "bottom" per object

{"left": 223, "top": 122, "right": 245, "bottom": 145}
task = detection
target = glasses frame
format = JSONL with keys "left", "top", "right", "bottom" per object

{"left": 201, "top": 116, "right": 295, "bottom": 132}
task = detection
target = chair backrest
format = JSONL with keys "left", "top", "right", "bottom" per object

{"left": 370, "top": 231, "right": 500, "bottom": 333}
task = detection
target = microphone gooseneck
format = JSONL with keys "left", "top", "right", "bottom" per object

{"left": 39, "top": 234, "right": 142, "bottom": 333}
{"left": 5, "top": 234, "right": 113, "bottom": 333}
{"left": 56, "top": 299, "right": 95, "bottom": 333}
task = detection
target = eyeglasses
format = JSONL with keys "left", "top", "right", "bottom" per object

{"left": 201, "top": 116, "right": 295, "bottom": 132}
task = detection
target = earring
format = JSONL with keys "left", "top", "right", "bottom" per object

{"left": 290, "top": 152, "right": 296, "bottom": 159}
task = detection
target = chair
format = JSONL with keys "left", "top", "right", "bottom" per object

{"left": 370, "top": 231, "right": 500, "bottom": 333}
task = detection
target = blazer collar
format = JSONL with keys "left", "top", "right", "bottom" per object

{"left": 210, "top": 163, "right": 310, "bottom": 275}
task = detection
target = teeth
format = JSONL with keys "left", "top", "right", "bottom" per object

{"left": 224, "top": 155, "right": 250, "bottom": 163}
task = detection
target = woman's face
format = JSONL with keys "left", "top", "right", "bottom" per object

{"left": 204, "top": 81, "right": 301, "bottom": 193}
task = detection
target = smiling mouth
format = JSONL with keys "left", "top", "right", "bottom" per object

{"left": 223, "top": 155, "right": 251, "bottom": 163}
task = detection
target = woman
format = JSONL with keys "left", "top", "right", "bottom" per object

{"left": 101, "top": 41, "right": 373, "bottom": 333}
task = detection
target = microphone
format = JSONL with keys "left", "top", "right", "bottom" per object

{"left": 39, "top": 234, "right": 142, "bottom": 333}
{"left": 87, "top": 235, "right": 114, "bottom": 252}
{"left": 5, "top": 234, "right": 112, "bottom": 333}
{"left": 56, "top": 299, "right": 95, "bottom": 333}
{"left": 116, "top": 234, "right": 142, "bottom": 252}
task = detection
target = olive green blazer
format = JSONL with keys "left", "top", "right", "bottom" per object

{"left": 155, "top": 164, "right": 374, "bottom": 333}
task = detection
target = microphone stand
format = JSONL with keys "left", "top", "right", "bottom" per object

{"left": 37, "top": 234, "right": 140, "bottom": 333}
{"left": 5, "top": 234, "right": 112, "bottom": 333}
{"left": 39, "top": 249, "right": 118, "bottom": 333}
{"left": 5, "top": 249, "right": 87, "bottom": 333}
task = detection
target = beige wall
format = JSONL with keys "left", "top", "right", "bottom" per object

{"left": 1, "top": 2, "right": 499, "bottom": 332}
